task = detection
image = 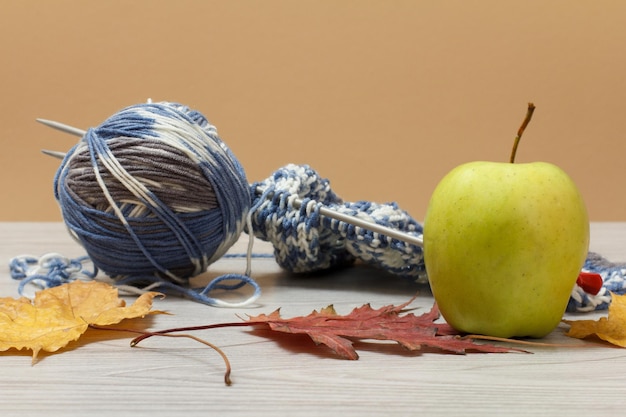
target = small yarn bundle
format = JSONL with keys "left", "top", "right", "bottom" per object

{"left": 568, "top": 253, "right": 626, "bottom": 312}
{"left": 51, "top": 101, "right": 258, "bottom": 306}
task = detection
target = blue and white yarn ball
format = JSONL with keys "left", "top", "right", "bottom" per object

{"left": 54, "top": 101, "right": 250, "bottom": 285}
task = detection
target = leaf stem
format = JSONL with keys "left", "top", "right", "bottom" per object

{"left": 509, "top": 102, "right": 536, "bottom": 163}
{"left": 129, "top": 321, "right": 254, "bottom": 346}
{"left": 88, "top": 324, "right": 147, "bottom": 335}
{"left": 463, "top": 334, "right": 585, "bottom": 348}
{"left": 89, "top": 323, "right": 246, "bottom": 386}
{"left": 146, "top": 333, "right": 233, "bottom": 386}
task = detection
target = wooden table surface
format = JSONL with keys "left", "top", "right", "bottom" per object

{"left": 1, "top": 222, "right": 626, "bottom": 416}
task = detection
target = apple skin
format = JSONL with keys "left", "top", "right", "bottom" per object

{"left": 424, "top": 161, "right": 589, "bottom": 338}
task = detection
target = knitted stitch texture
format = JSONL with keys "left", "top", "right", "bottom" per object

{"left": 568, "top": 253, "right": 626, "bottom": 312}
{"left": 249, "top": 164, "right": 427, "bottom": 282}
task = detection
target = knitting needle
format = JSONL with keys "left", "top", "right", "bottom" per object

{"left": 37, "top": 118, "right": 87, "bottom": 137}
{"left": 41, "top": 149, "right": 68, "bottom": 159}
{"left": 38, "top": 118, "right": 424, "bottom": 247}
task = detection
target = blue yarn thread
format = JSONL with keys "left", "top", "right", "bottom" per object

{"left": 49, "top": 102, "right": 259, "bottom": 306}
{"left": 9, "top": 254, "right": 97, "bottom": 297}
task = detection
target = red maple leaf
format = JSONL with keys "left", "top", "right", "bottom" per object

{"left": 128, "top": 298, "right": 524, "bottom": 385}
{"left": 244, "top": 299, "right": 517, "bottom": 359}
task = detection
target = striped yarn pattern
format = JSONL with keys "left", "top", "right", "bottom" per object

{"left": 51, "top": 102, "right": 257, "bottom": 306}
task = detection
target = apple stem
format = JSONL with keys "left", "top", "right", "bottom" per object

{"left": 509, "top": 102, "right": 536, "bottom": 163}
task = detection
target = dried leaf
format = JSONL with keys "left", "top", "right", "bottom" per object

{"left": 245, "top": 299, "right": 519, "bottom": 359}
{"left": 0, "top": 281, "right": 162, "bottom": 361}
{"left": 128, "top": 298, "right": 524, "bottom": 385}
{"left": 565, "top": 292, "right": 626, "bottom": 347}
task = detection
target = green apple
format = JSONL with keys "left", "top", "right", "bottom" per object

{"left": 423, "top": 105, "right": 589, "bottom": 338}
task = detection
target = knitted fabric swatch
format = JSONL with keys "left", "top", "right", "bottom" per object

{"left": 249, "top": 164, "right": 427, "bottom": 282}
{"left": 568, "top": 253, "right": 626, "bottom": 312}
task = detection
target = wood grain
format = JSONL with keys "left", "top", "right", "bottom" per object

{"left": 0, "top": 223, "right": 625, "bottom": 416}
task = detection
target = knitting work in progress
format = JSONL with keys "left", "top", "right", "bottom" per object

{"left": 249, "top": 164, "right": 425, "bottom": 280}
{"left": 8, "top": 101, "right": 626, "bottom": 311}
{"left": 10, "top": 102, "right": 424, "bottom": 306}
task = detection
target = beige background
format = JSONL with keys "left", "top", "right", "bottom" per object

{"left": 1, "top": 0, "right": 624, "bottom": 221}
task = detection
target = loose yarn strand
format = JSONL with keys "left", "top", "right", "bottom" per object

{"left": 244, "top": 212, "right": 256, "bottom": 277}
{"left": 9, "top": 253, "right": 98, "bottom": 298}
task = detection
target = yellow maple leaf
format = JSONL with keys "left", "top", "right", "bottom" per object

{"left": 0, "top": 281, "right": 162, "bottom": 361}
{"left": 564, "top": 292, "right": 626, "bottom": 347}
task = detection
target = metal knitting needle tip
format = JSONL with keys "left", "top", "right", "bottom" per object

{"left": 37, "top": 119, "right": 84, "bottom": 161}
{"left": 36, "top": 118, "right": 86, "bottom": 137}
{"left": 41, "top": 149, "right": 66, "bottom": 159}
{"left": 292, "top": 198, "right": 424, "bottom": 247}
{"left": 36, "top": 118, "right": 424, "bottom": 247}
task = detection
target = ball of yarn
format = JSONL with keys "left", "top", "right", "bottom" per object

{"left": 54, "top": 102, "right": 251, "bottom": 285}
